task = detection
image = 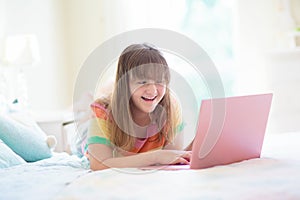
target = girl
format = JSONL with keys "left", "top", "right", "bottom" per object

{"left": 87, "top": 43, "right": 192, "bottom": 170}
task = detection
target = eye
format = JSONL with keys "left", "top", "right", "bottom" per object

{"left": 137, "top": 80, "right": 147, "bottom": 85}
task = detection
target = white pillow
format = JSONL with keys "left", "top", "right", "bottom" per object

{"left": 0, "top": 139, "right": 26, "bottom": 168}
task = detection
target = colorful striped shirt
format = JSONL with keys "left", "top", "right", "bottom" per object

{"left": 86, "top": 98, "right": 184, "bottom": 154}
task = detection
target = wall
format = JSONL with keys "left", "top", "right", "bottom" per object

{"left": 0, "top": 0, "right": 5, "bottom": 40}
{"left": 61, "top": 0, "right": 107, "bottom": 103}
{"left": 1, "top": 0, "right": 106, "bottom": 110}
{"left": 0, "top": 0, "right": 69, "bottom": 110}
{"left": 234, "top": 0, "right": 300, "bottom": 133}
{"left": 234, "top": 0, "right": 276, "bottom": 94}
{"left": 291, "top": 0, "right": 300, "bottom": 25}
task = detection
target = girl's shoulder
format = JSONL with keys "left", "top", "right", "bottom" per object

{"left": 90, "top": 98, "right": 110, "bottom": 119}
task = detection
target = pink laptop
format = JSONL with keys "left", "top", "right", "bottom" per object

{"left": 141, "top": 93, "right": 273, "bottom": 170}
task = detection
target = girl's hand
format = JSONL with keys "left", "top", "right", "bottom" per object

{"left": 152, "top": 150, "right": 192, "bottom": 165}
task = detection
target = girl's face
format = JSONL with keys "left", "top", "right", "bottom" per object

{"left": 129, "top": 79, "right": 166, "bottom": 115}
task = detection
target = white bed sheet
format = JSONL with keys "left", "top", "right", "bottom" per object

{"left": 55, "top": 132, "right": 300, "bottom": 200}
{"left": 56, "top": 159, "right": 300, "bottom": 200}
{"left": 1, "top": 132, "right": 299, "bottom": 200}
{"left": 0, "top": 153, "right": 89, "bottom": 200}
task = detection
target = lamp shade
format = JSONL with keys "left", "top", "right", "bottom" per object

{"left": 2, "top": 34, "right": 40, "bottom": 67}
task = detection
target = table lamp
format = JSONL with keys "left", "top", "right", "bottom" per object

{"left": 1, "top": 34, "right": 40, "bottom": 107}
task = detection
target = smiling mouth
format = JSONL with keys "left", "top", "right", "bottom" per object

{"left": 141, "top": 96, "right": 157, "bottom": 101}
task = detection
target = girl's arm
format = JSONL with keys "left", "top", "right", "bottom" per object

{"left": 88, "top": 144, "right": 191, "bottom": 171}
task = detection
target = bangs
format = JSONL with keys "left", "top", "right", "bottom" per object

{"left": 129, "top": 63, "right": 170, "bottom": 84}
{"left": 126, "top": 48, "right": 170, "bottom": 84}
{"left": 117, "top": 43, "right": 171, "bottom": 85}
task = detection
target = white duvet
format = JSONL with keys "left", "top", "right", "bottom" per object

{"left": 0, "top": 153, "right": 89, "bottom": 200}
{"left": 55, "top": 132, "right": 300, "bottom": 200}
{"left": 56, "top": 159, "right": 300, "bottom": 200}
{"left": 1, "top": 132, "right": 300, "bottom": 200}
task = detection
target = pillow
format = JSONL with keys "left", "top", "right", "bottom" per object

{"left": 0, "top": 114, "right": 53, "bottom": 162}
{"left": 71, "top": 92, "right": 93, "bottom": 157}
{"left": 0, "top": 139, "right": 26, "bottom": 168}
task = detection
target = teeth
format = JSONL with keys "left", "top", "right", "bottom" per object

{"left": 145, "top": 97, "right": 154, "bottom": 100}
{"left": 142, "top": 96, "right": 156, "bottom": 101}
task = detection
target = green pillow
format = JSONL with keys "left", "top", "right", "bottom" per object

{"left": 0, "top": 114, "right": 52, "bottom": 162}
{"left": 0, "top": 139, "right": 26, "bottom": 168}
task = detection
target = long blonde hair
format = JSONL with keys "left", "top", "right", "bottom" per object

{"left": 97, "top": 43, "right": 176, "bottom": 151}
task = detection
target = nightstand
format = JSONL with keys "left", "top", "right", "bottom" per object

{"left": 32, "top": 110, "right": 73, "bottom": 152}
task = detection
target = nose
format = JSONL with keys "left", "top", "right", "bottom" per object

{"left": 145, "top": 83, "right": 157, "bottom": 94}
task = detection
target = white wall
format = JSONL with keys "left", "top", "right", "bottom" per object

{"left": 234, "top": 0, "right": 277, "bottom": 94}
{"left": 291, "top": 0, "right": 300, "bottom": 25}
{"left": 62, "top": 0, "right": 107, "bottom": 102}
{"left": 234, "top": 0, "right": 300, "bottom": 133}
{"left": 0, "top": 0, "right": 5, "bottom": 39}
{"left": 1, "top": 0, "right": 108, "bottom": 110}
{"left": 1, "top": 0, "right": 69, "bottom": 110}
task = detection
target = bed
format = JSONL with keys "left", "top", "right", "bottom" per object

{"left": 0, "top": 153, "right": 89, "bottom": 200}
{"left": 1, "top": 131, "right": 300, "bottom": 200}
